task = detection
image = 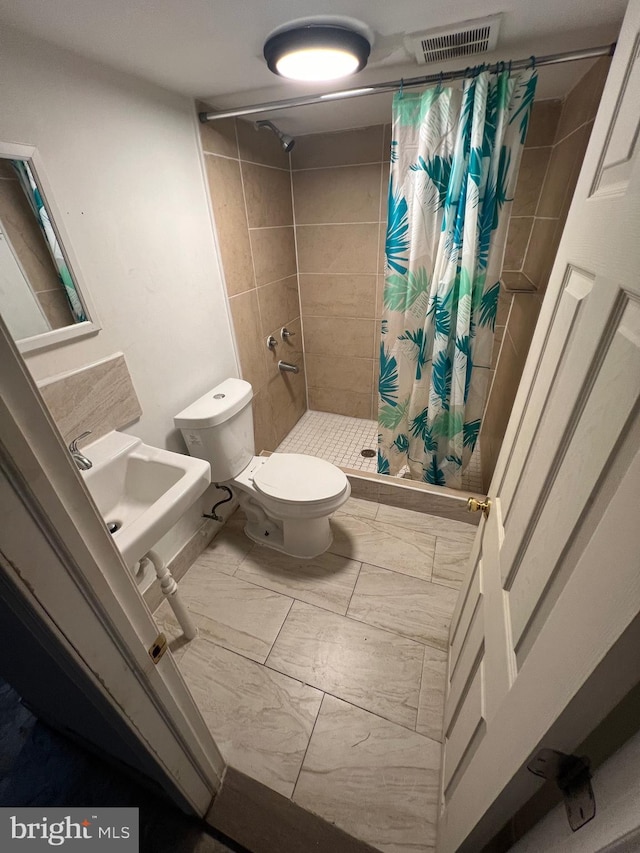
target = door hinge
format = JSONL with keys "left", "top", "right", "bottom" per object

{"left": 148, "top": 632, "right": 168, "bottom": 664}
{"left": 527, "top": 749, "right": 595, "bottom": 831}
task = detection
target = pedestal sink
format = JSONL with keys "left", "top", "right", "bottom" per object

{"left": 81, "top": 430, "right": 211, "bottom": 639}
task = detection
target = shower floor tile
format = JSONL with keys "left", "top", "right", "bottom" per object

{"left": 275, "top": 410, "right": 379, "bottom": 472}
{"left": 276, "top": 409, "right": 484, "bottom": 490}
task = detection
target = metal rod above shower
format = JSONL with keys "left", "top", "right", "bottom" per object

{"left": 199, "top": 43, "right": 615, "bottom": 123}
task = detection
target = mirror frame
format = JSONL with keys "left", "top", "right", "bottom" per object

{"left": 0, "top": 140, "right": 101, "bottom": 353}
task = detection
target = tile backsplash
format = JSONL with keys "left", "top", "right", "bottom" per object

{"left": 38, "top": 352, "right": 141, "bottom": 445}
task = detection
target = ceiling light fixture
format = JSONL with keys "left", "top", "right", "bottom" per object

{"left": 263, "top": 25, "right": 371, "bottom": 82}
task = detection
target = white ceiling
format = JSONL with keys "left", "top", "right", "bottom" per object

{"left": 0, "top": 0, "right": 627, "bottom": 134}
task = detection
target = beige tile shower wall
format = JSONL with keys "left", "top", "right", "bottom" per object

{"left": 482, "top": 97, "right": 562, "bottom": 426}
{"left": 503, "top": 57, "right": 611, "bottom": 294}
{"left": 480, "top": 57, "right": 611, "bottom": 491}
{"left": 502, "top": 98, "right": 562, "bottom": 289}
{"left": 200, "top": 113, "right": 306, "bottom": 452}
{"left": 479, "top": 291, "right": 544, "bottom": 489}
{"left": 292, "top": 125, "right": 389, "bottom": 420}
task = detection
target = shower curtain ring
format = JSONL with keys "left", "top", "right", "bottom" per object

{"left": 399, "top": 78, "right": 404, "bottom": 98}
{"left": 529, "top": 55, "right": 536, "bottom": 69}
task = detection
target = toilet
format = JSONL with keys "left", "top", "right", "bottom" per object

{"left": 174, "top": 378, "right": 351, "bottom": 558}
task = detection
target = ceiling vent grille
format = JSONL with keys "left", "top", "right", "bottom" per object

{"left": 406, "top": 15, "right": 502, "bottom": 66}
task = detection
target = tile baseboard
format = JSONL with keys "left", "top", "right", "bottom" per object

{"left": 144, "top": 501, "right": 239, "bottom": 613}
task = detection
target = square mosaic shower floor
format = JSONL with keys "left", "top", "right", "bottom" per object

{"left": 275, "top": 410, "right": 483, "bottom": 492}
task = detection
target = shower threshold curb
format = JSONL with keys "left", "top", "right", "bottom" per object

{"left": 260, "top": 451, "right": 484, "bottom": 526}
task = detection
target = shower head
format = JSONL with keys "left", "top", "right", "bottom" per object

{"left": 255, "top": 120, "right": 296, "bottom": 152}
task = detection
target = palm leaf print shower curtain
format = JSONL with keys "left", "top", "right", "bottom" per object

{"left": 378, "top": 68, "right": 537, "bottom": 488}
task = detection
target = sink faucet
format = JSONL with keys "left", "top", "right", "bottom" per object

{"left": 69, "top": 430, "right": 93, "bottom": 470}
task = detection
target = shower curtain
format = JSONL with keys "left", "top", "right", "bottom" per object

{"left": 377, "top": 67, "right": 537, "bottom": 488}
{"left": 12, "top": 160, "right": 86, "bottom": 323}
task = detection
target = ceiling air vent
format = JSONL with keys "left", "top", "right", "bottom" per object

{"left": 406, "top": 15, "right": 502, "bottom": 65}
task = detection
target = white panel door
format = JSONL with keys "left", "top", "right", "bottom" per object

{"left": 438, "top": 3, "right": 640, "bottom": 850}
{"left": 0, "top": 314, "right": 226, "bottom": 816}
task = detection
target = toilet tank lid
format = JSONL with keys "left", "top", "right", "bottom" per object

{"left": 174, "top": 378, "right": 253, "bottom": 429}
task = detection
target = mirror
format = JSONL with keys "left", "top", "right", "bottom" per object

{"left": 0, "top": 142, "right": 99, "bottom": 353}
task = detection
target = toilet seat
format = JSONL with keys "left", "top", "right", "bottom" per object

{"left": 253, "top": 453, "right": 348, "bottom": 504}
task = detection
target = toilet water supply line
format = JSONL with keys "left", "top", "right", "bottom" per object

{"left": 203, "top": 484, "right": 234, "bottom": 522}
{"left": 140, "top": 550, "right": 198, "bottom": 641}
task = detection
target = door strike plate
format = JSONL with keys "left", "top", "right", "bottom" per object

{"left": 527, "top": 749, "right": 595, "bottom": 831}
{"left": 148, "top": 632, "right": 168, "bottom": 664}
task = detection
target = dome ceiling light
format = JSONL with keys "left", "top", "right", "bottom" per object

{"left": 263, "top": 24, "right": 371, "bottom": 82}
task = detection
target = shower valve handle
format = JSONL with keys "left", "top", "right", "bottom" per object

{"left": 281, "top": 327, "right": 295, "bottom": 340}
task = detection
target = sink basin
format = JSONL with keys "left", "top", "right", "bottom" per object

{"left": 82, "top": 431, "right": 211, "bottom": 569}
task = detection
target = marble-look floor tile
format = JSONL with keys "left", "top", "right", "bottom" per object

{"left": 209, "top": 767, "right": 383, "bottom": 853}
{"left": 432, "top": 537, "right": 473, "bottom": 590}
{"left": 180, "top": 639, "right": 322, "bottom": 798}
{"left": 235, "top": 546, "right": 361, "bottom": 615}
{"left": 329, "top": 515, "right": 436, "bottom": 582}
{"left": 347, "top": 564, "right": 458, "bottom": 651}
{"left": 376, "top": 504, "right": 477, "bottom": 544}
{"left": 335, "top": 496, "right": 379, "bottom": 519}
{"left": 189, "top": 546, "right": 239, "bottom": 578}
{"left": 166, "top": 562, "right": 293, "bottom": 663}
{"left": 199, "top": 512, "right": 254, "bottom": 569}
{"left": 416, "top": 646, "right": 448, "bottom": 742}
{"left": 293, "top": 695, "right": 441, "bottom": 853}
{"left": 266, "top": 601, "right": 424, "bottom": 729}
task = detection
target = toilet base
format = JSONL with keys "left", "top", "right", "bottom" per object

{"left": 237, "top": 491, "right": 335, "bottom": 559}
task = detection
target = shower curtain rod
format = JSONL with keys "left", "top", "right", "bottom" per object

{"left": 199, "top": 43, "right": 615, "bottom": 123}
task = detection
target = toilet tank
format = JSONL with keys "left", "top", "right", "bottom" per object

{"left": 174, "top": 378, "right": 254, "bottom": 483}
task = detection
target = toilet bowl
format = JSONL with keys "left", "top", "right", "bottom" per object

{"left": 174, "top": 379, "right": 350, "bottom": 558}
{"left": 231, "top": 452, "right": 350, "bottom": 557}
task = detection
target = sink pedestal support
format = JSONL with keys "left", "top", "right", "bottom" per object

{"left": 144, "top": 550, "right": 198, "bottom": 641}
